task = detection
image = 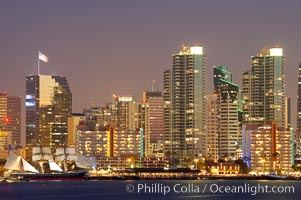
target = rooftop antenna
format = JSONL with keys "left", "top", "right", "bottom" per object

{"left": 151, "top": 80, "right": 156, "bottom": 92}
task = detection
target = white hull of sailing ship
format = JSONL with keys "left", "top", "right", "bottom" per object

{"left": 8, "top": 170, "right": 88, "bottom": 180}
{"left": 4, "top": 147, "right": 96, "bottom": 181}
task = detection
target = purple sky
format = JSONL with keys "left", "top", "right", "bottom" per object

{"left": 0, "top": 0, "right": 301, "bottom": 128}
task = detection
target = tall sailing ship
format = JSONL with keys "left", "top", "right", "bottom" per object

{"left": 3, "top": 147, "right": 94, "bottom": 181}
{"left": 4, "top": 151, "right": 39, "bottom": 179}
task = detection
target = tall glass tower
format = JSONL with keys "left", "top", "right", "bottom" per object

{"left": 164, "top": 45, "right": 207, "bottom": 162}
{"left": 26, "top": 75, "right": 72, "bottom": 159}
{"left": 242, "top": 47, "right": 285, "bottom": 128}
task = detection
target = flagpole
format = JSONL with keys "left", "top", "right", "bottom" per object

{"left": 38, "top": 51, "right": 40, "bottom": 75}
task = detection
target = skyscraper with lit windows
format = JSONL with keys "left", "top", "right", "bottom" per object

{"left": 296, "top": 63, "right": 301, "bottom": 156}
{"left": 0, "top": 92, "right": 21, "bottom": 146}
{"left": 242, "top": 47, "right": 285, "bottom": 127}
{"left": 205, "top": 94, "right": 219, "bottom": 160}
{"left": 164, "top": 45, "right": 207, "bottom": 162}
{"left": 26, "top": 75, "right": 72, "bottom": 159}
{"left": 142, "top": 91, "right": 164, "bottom": 155}
{"left": 213, "top": 66, "right": 241, "bottom": 160}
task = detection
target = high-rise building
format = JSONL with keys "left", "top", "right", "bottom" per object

{"left": 242, "top": 47, "right": 285, "bottom": 127}
{"left": 115, "top": 97, "right": 144, "bottom": 157}
{"left": 296, "top": 63, "right": 301, "bottom": 156}
{"left": 142, "top": 91, "right": 164, "bottom": 155}
{"left": 213, "top": 66, "right": 242, "bottom": 160}
{"left": 139, "top": 103, "right": 150, "bottom": 157}
{"left": 112, "top": 95, "right": 139, "bottom": 131}
{"left": 205, "top": 94, "right": 219, "bottom": 160}
{"left": 164, "top": 45, "right": 207, "bottom": 162}
{"left": 163, "top": 70, "right": 172, "bottom": 154}
{"left": 0, "top": 92, "right": 21, "bottom": 145}
{"left": 26, "top": 75, "right": 72, "bottom": 159}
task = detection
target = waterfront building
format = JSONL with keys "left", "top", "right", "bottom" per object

{"left": 242, "top": 122, "right": 293, "bottom": 173}
{"left": 0, "top": 92, "right": 21, "bottom": 145}
{"left": 26, "top": 75, "right": 72, "bottom": 160}
{"left": 95, "top": 156, "right": 169, "bottom": 169}
{"left": 76, "top": 130, "right": 110, "bottom": 158}
{"left": 76, "top": 124, "right": 141, "bottom": 162}
{"left": 164, "top": 45, "right": 207, "bottom": 163}
{"left": 207, "top": 162, "right": 240, "bottom": 175}
{"left": 114, "top": 129, "right": 142, "bottom": 157}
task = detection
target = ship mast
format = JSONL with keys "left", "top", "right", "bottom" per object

{"left": 38, "top": 146, "right": 46, "bottom": 174}
{"left": 64, "top": 145, "right": 67, "bottom": 172}
{"left": 55, "top": 146, "right": 78, "bottom": 172}
{"left": 32, "top": 146, "right": 54, "bottom": 173}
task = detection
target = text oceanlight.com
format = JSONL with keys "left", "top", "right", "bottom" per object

{"left": 125, "top": 183, "right": 295, "bottom": 196}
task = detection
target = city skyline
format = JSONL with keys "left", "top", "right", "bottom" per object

{"left": 0, "top": 0, "right": 301, "bottom": 130}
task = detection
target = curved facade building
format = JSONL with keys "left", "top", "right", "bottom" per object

{"left": 26, "top": 75, "right": 72, "bottom": 159}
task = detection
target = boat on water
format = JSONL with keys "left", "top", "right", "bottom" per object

{"left": 8, "top": 170, "right": 88, "bottom": 181}
{"left": 3, "top": 147, "right": 95, "bottom": 181}
{"left": 261, "top": 172, "right": 287, "bottom": 180}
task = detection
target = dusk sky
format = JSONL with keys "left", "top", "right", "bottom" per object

{"left": 1, "top": 0, "right": 301, "bottom": 128}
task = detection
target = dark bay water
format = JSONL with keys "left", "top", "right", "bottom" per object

{"left": 0, "top": 180, "right": 300, "bottom": 200}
